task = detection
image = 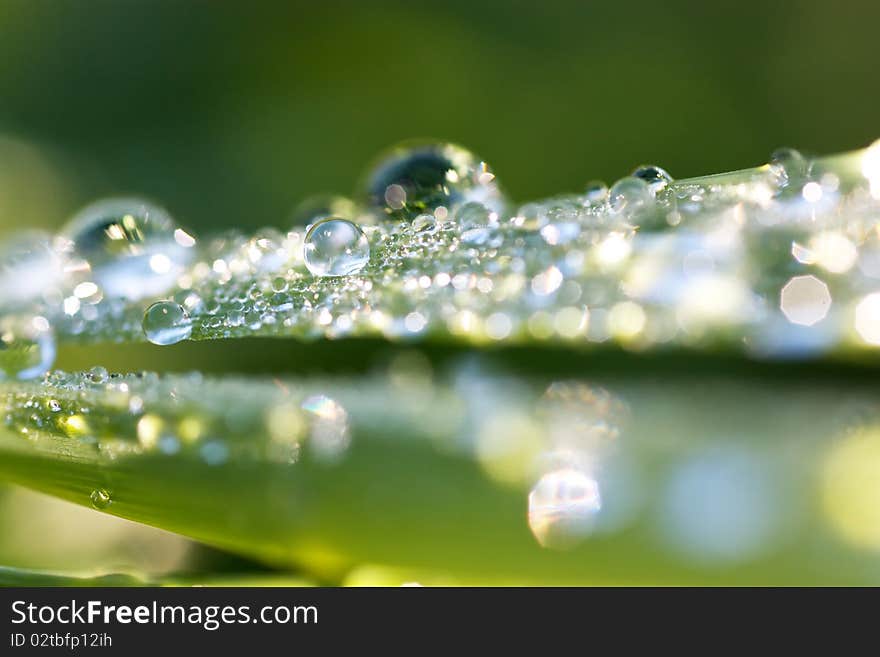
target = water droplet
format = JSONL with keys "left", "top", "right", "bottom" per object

{"left": 528, "top": 467, "right": 602, "bottom": 549}
{"left": 0, "top": 231, "right": 64, "bottom": 306}
{"left": 412, "top": 214, "right": 437, "bottom": 233}
{"left": 142, "top": 301, "right": 193, "bottom": 345}
{"left": 584, "top": 180, "right": 608, "bottom": 203}
{"left": 0, "top": 315, "right": 55, "bottom": 381}
{"left": 455, "top": 201, "right": 492, "bottom": 228}
{"left": 243, "top": 230, "right": 288, "bottom": 272}
{"left": 364, "top": 141, "right": 503, "bottom": 220}
{"left": 631, "top": 165, "right": 673, "bottom": 194}
{"left": 173, "top": 289, "right": 205, "bottom": 314}
{"left": 89, "top": 488, "right": 112, "bottom": 509}
{"left": 60, "top": 198, "right": 194, "bottom": 300}
{"left": 88, "top": 366, "right": 109, "bottom": 384}
{"left": 226, "top": 309, "right": 245, "bottom": 327}
{"left": 608, "top": 177, "right": 653, "bottom": 215}
{"left": 303, "top": 218, "right": 370, "bottom": 277}
{"left": 769, "top": 147, "right": 808, "bottom": 189}
{"left": 461, "top": 227, "right": 492, "bottom": 245}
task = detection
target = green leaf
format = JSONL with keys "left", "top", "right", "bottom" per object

{"left": 3, "top": 143, "right": 880, "bottom": 585}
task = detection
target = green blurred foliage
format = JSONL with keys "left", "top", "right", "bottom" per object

{"left": 0, "top": 0, "right": 877, "bottom": 235}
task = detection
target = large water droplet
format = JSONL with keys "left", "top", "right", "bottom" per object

{"left": 608, "top": 176, "right": 653, "bottom": 215}
{"left": 364, "top": 141, "right": 503, "bottom": 220}
{"left": 89, "top": 488, "right": 112, "bottom": 509}
{"left": 0, "top": 231, "right": 64, "bottom": 307}
{"left": 60, "top": 198, "right": 194, "bottom": 300}
{"left": 142, "top": 301, "right": 193, "bottom": 345}
{"left": 303, "top": 217, "right": 370, "bottom": 277}
{"left": 631, "top": 164, "right": 674, "bottom": 194}
{"left": 0, "top": 315, "right": 55, "bottom": 380}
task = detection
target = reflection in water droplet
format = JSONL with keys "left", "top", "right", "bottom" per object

{"left": 632, "top": 164, "right": 674, "bottom": 194}
{"left": 60, "top": 198, "right": 194, "bottom": 300}
{"left": 528, "top": 467, "right": 602, "bottom": 549}
{"left": 142, "top": 301, "right": 193, "bottom": 345}
{"left": 303, "top": 218, "right": 370, "bottom": 277}
{"left": 0, "top": 315, "right": 55, "bottom": 380}
{"left": 364, "top": 142, "right": 503, "bottom": 220}
{"left": 302, "top": 394, "right": 350, "bottom": 462}
{"left": 89, "top": 488, "right": 112, "bottom": 510}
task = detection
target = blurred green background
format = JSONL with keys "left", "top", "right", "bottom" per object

{"left": 0, "top": 0, "right": 878, "bottom": 238}
{"left": 1, "top": 0, "right": 878, "bottom": 579}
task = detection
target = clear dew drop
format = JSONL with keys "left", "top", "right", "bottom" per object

{"left": 608, "top": 176, "right": 653, "bottom": 215}
{"left": 412, "top": 214, "right": 437, "bottom": 233}
{"left": 0, "top": 315, "right": 55, "bottom": 381}
{"left": 303, "top": 217, "right": 370, "bottom": 277}
{"left": 60, "top": 198, "right": 194, "bottom": 301}
{"left": 364, "top": 141, "right": 504, "bottom": 220}
{"left": 89, "top": 488, "right": 112, "bottom": 510}
{"left": 88, "top": 365, "right": 109, "bottom": 384}
{"left": 769, "top": 147, "right": 809, "bottom": 189}
{"left": 142, "top": 301, "right": 193, "bottom": 345}
{"left": 631, "top": 165, "right": 674, "bottom": 194}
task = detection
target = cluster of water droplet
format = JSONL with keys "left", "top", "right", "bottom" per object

{"left": 0, "top": 367, "right": 357, "bottom": 473}
{"left": 1, "top": 139, "right": 880, "bottom": 373}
